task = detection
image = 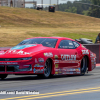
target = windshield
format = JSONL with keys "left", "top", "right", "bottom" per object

{"left": 17, "top": 38, "right": 58, "bottom": 48}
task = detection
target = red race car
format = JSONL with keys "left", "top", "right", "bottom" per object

{"left": 0, "top": 37, "right": 96, "bottom": 79}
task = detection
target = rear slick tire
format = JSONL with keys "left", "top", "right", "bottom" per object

{"left": 80, "top": 56, "right": 88, "bottom": 76}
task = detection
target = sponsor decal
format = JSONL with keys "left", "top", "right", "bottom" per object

{"left": 44, "top": 52, "right": 53, "bottom": 57}
{"left": 77, "top": 72, "right": 80, "bottom": 74}
{"left": 34, "top": 64, "right": 44, "bottom": 67}
{"left": 59, "top": 60, "right": 80, "bottom": 64}
{"left": 69, "top": 72, "right": 73, "bottom": 74}
{"left": 55, "top": 64, "right": 58, "bottom": 68}
{"left": 0, "top": 51, "right": 5, "bottom": 55}
{"left": 92, "top": 62, "right": 94, "bottom": 64}
{"left": 91, "top": 60, "right": 94, "bottom": 62}
{"left": 62, "top": 72, "right": 66, "bottom": 74}
{"left": 7, "top": 50, "right": 31, "bottom": 55}
{"left": 76, "top": 68, "right": 80, "bottom": 72}
{"left": 82, "top": 50, "right": 89, "bottom": 55}
{"left": 35, "top": 69, "right": 44, "bottom": 73}
{"left": 0, "top": 62, "right": 18, "bottom": 64}
{"left": 55, "top": 72, "right": 58, "bottom": 74}
{"left": 38, "top": 58, "right": 44, "bottom": 62}
{"left": 11, "top": 44, "right": 36, "bottom": 50}
{"left": 33, "top": 68, "right": 36, "bottom": 73}
{"left": 54, "top": 55, "right": 58, "bottom": 59}
{"left": 17, "top": 50, "right": 31, "bottom": 55}
{"left": 91, "top": 57, "right": 96, "bottom": 69}
{"left": 62, "top": 68, "right": 80, "bottom": 72}
{"left": 66, "top": 72, "right": 74, "bottom": 74}
{"left": 61, "top": 54, "right": 76, "bottom": 60}
{"left": 73, "top": 72, "right": 80, "bottom": 74}
{"left": 59, "top": 69, "right": 62, "bottom": 74}
{"left": 55, "top": 69, "right": 59, "bottom": 71}
{"left": 35, "top": 58, "right": 38, "bottom": 63}
{"left": 54, "top": 60, "right": 59, "bottom": 64}
{"left": 55, "top": 68, "right": 80, "bottom": 75}
{"left": 66, "top": 68, "right": 74, "bottom": 71}
{"left": 55, "top": 69, "right": 62, "bottom": 74}
{"left": 90, "top": 52, "right": 94, "bottom": 57}
{"left": 90, "top": 52, "right": 96, "bottom": 58}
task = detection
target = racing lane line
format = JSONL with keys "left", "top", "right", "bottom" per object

{"left": 18, "top": 89, "right": 100, "bottom": 100}
{"left": 1, "top": 87, "right": 100, "bottom": 100}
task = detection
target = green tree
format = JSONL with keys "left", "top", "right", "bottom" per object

{"left": 87, "top": 0, "right": 100, "bottom": 18}
{"left": 90, "top": 0, "right": 100, "bottom": 5}
{"left": 65, "top": 7, "right": 77, "bottom": 13}
{"left": 58, "top": 0, "right": 91, "bottom": 14}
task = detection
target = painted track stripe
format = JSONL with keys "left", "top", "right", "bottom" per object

{"left": 1, "top": 87, "right": 100, "bottom": 100}
{"left": 18, "top": 89, "right": 100, "bottom": 100}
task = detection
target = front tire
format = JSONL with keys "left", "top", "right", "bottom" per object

{"left": 44, "top": 59, "right": 52, "bottom": 78}
{"left": 80, "top": 56, "right": 88, "bottom": 75}
{"left": 37, "top": 59, "right": 52, "bottom": 78}
{"left": 0, "top": 74, "right": 8, "bottom": 80}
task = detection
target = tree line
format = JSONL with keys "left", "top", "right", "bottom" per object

{"left": 57, "top": 0, "right": 100, "bottom": 18}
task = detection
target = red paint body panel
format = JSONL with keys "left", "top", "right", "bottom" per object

{"left": 0, "top": 37, "right": 96, "bottom": 75}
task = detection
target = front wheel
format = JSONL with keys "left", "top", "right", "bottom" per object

{"left": 80, "top": 56, "right": 88, "bottom": 75}
{"left": 0, "top": 74, "right": 8, "bottom": 80}
{"left": 37, "top": 59, "right": 52, "bottom": 78}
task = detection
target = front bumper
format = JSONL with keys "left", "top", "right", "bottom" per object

{"left": 0, "top": 61, "right": 44, "bottom": 74}
{"left": 0, "top": 64, "right": 33, "bottom": 74}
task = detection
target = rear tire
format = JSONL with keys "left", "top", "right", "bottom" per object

{"left": 0, "top": 74, "right": 8, "bottom": 80}
{"left": 80, "top": 56, "right": 88, "bottom": 75}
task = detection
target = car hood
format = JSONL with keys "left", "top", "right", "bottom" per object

{"left": 0, "top": 44, "right": 46, "bottom": 58}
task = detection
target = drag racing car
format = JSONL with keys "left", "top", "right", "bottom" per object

{"left": 0, "top": 37, "right": 96, "bottom": 79}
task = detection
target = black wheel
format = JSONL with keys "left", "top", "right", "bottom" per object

{"left": 37, "top": 59, "right": 52, "bottom": 78}
{"left": 0, "top": 74, "right": 8, "bottom": 80}
{"left": 44, "top": 59, "right": 52, "bottom": 78}
{"left": 80, "top": 56, "right": 88, "bottom": 75}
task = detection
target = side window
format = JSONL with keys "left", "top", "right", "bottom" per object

{"left": 73, "top": 41, "right": 80, "bottom": 48}
{"left": 58, "top": 40, "right": 75, "bottom": 49}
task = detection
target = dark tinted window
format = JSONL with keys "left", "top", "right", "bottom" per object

{"left": 58, "top": 40, "right": 75, "bottom": 49}
{"left": 17, "top": 38, "right": 58, "bottom": 48}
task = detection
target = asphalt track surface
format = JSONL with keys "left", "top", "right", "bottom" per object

{"left": 0, "top": 66, "right": 100, "bottom": 100}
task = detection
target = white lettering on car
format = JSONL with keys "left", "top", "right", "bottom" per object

{"left": 82, "top": 50, "right": 89, "bottom": 55}
{"left": 61, "top": 54, "right": 76, "bottom": 60}
{"left": 7, "top": 50, "right": 31, "bottom": 55}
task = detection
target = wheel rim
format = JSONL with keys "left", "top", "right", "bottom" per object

{"left": 44, "top": 60, "right": 51, "bottom": 77}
